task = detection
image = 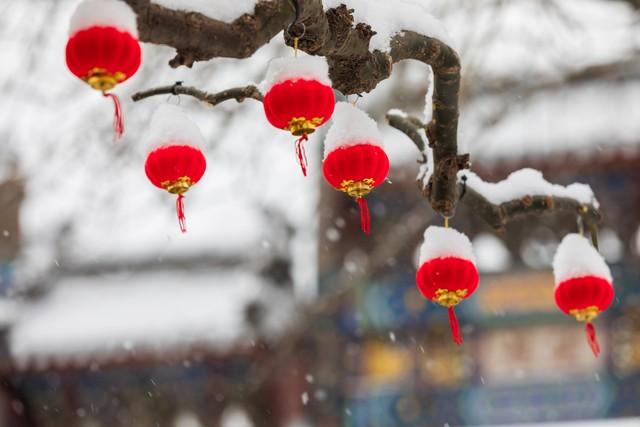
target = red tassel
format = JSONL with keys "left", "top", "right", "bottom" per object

{"left": 103, "top": 92, "right": 124, "bottom": 139}
{"left": 176, "top": 194, "right": 187, "bottom": 233}
{"left": 586, "top": 322, "right": 600, "bottom": 357}
{"left": 448, "top": 306, "right": 463, "bottom": 345}
{"left": 295, "top": 134, "right": 308, "bottom": 176}
{"left": 357, "top": 197, "right": 370, "bottom": 234}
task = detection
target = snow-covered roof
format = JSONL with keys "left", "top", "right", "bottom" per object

{"left": 9, "top": 271, "right": 294, "bottom": 366}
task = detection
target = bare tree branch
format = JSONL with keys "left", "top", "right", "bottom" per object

{"left": 131, "top": 84, "right": 263, "bottom": 105}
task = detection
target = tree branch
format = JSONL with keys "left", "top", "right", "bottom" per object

{"left": 123, "top": 0, "right": 294, "bottom": 67}
{"left": 387, "top": 110, "right": 602, "bottom": 234}
{"left": 131, "top": 84, "right": 263, "bottom": 105}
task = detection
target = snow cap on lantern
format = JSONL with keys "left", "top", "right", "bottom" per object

{"left": 69, "top": 0, "right": 138, "bottom": 37}
{"left": 144, "top": 105, "right": 207, "bottom": 234}
{"left": 66, "top": 0, "right": 141, "bottom": 138}
{"left": 322, "top": 102, "right": 389, "bottom": 234}
{"left": 261, "top": 55, "right": 335, "bottom": 176}
{"left": 144, "top": 104, "right": 205, "bottom": 151}
{"left": 552, "top": 233, "right": 614, "bottom": 357}
{"left": 418, "top": 226, "right": 476, "bottom": 266}
{"left": 259, "top": 55, "right": 332, "bottom": 94}
{"left": 323, "top": 102, "right": 384, "bottom": 157}
{"left": 416, "top": 226, "right": 479, "bottom": 345}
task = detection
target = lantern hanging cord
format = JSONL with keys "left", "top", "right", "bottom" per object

{"left": 287, "top": 0, "right": 305, "bottom": 53}
{"left": 444, "top": 216, "right": 449, "bottom": 228}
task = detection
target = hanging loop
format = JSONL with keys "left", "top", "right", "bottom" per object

{"left": 286, "top": 0, "right": 305, "bottom": 39}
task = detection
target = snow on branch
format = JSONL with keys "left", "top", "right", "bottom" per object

{"left": 387, "top": 110, "right": 602, "bottom": 236}
{"left": 131, "top": 84, "right": 263, "bottom": 106}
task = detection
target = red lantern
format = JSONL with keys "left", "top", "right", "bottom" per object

{"left": 553, "top": 234, "right": 614, "bottom": 357}
{"left": 262, "top": 57, "right": 335, "bottom": 176}
{"left": 144, "top": 106, "right": 207, "bottom": 233}
{"left": 415, "top": 227, "right": 479, "bottom": 344}
{"left": 66, "top": 0, "right": 142, "bottom": 138}
{"left": 322, "top": 102, "right": 389, "bottom": 234}
{"left": 323, "top": 144, "right": 389, "bottom": 234}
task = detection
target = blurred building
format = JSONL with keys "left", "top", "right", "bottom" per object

{"left": 313, "top": 98, "right": 640, "bottom": 427}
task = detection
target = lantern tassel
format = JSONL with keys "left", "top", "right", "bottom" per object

{"left": 585, "top": 322, "right": 600, "bottom": 357}
{"left": 176, "top": 194, "right": 187, "bottom": 233}
{"left": 295, "top": 134, "right": 308, "bottom": 176}
{"left": 103, "top": 92, "right": 124, "bottom": 139}
{"left": 448, "top": 306, "right": 463, "bottom": 345}
{"left": 356, "top": 197, "right": 370, "bottom": 234}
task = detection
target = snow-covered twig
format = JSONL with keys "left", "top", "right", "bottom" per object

{"left": 387, "top": 111, "right": 602, "bottom": 236}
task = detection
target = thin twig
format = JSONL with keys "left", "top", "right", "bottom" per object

{"left": 132, "top": 84, "right": 263, "bottom": 105}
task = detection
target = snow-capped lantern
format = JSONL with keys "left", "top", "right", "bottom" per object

{"left": 553, "top": 234, "right": 614, "bottom": 357}
{"left": 261, "top": 56, "right": 335, "bottom": 176}
{"left": 416, "top": 226, "right": 479, "bottom": 344}
{"left": 322, "top": 103, "right": 389, "bottom": 234}
{"left": 66, "top": 0, "right": 142, "bottom": 138}
{"left": 144, "top": 105, "right": 207, "bottom": 233}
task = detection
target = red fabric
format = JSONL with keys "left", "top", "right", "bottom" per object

{"left": 145, "top": 144, "right": 207, "bottom": 189}
{"left": 585, "top": 322, "right": 601, "bottom": 357}
{"left": 322, "top": 144, "right": 390, "bottom": 190}
{"left": 66, "top": 26, "right": 141, "bottom": 83}
{"left": 263, "top": 79, "right": 335, "bottom": 130}
{"left": 415, "top": 257, "right": 479, "bottom": 301}
{"left": 448, "top": 307, "right": 463, "bottom": 345}
{"left": 554, "top": 275, "right": 614, "bottom": 314}
{"left": 295, "top": 134, "right": 309, "bottom": 176}
{"left": 103, "top": 92, "right": 124, "bottom": 138}
{"left": 176, "top": 194, "right": 187, "bottom": 233}
{"left": 357, "top": 197, "right": 370, "bottom": 234}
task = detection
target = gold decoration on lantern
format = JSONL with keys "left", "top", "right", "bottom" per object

{"left": 84, "top": 67, "right": 126, "bottom": 91}
{"left": 161, "top": 176, "right": 193, "bottom": 195}
{"left": 340, "top": 178, "right": 375, "bottom": 198}
{"left": 570, "top": 305, "right": 600, "bottom": 323}
{"left": 434, "top": 288, "right": 468, "bottom": 308}
{"left": 286, "top": 117, "right": 324, "bottom": 136}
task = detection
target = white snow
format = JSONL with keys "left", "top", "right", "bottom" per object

{"left": 144, "top": 104, "right": 205, "bottom": 151}
{"left": 418, "top": 226, "right": 476, "bottom": 265}
{"left": 69, "top": 0, "right": 138, "bottom": 37}
{"left": 552, "top": 233, "right": 612, "bottom": 285}
{"left": 152, "top": 0, "right": 257, "bottom": 24}
{"left": 259, "top": 55, "right": 332, "bottom": 94}
{"left": 323, "top": 0, "right": 452, "bottom": 52}
{"left": 324, "top": 102, "right": 383, "bottom": 158}
{"left": 9, "top": 271, "right": 294, "bottom": 362}
{"left": 461, "top": 169, "right": 598, "bottom": 207}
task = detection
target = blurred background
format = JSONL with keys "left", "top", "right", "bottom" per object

{"left": 0, "top": 0, "right": 639, "bottom": 426}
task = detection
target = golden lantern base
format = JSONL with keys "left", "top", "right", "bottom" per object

{"left": 570, "top": 305, "right": 600, "bottom": 323}
{"left": 434, "top": 288, "right": 468, "bottom": 308}
{"left": 286, "top": 117, "right": 324, "bottom": 136}
{"left": 340, "top": 178, "right": 375, "bottom": 199}
{"left": 161, "top": 176, "right": 193, "bottom": 195}
{"left": 84, "top": 67, "right": 126, "bottom": 92}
